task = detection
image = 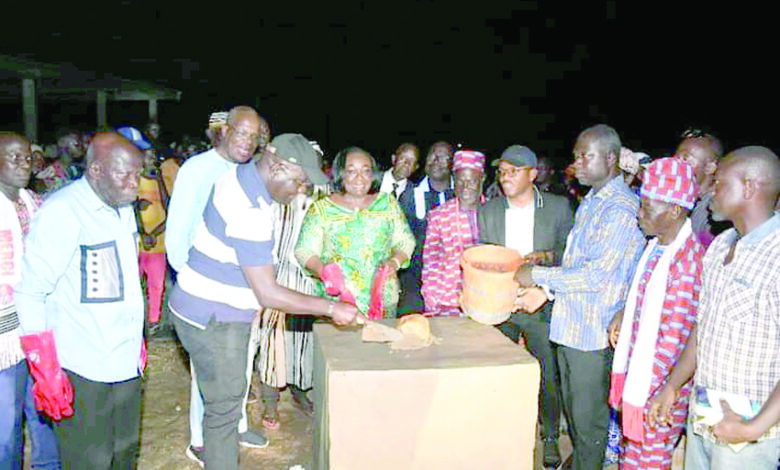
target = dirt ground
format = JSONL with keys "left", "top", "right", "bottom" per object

{"left": 137, "top": 334, "right": 315, "bottom": 470}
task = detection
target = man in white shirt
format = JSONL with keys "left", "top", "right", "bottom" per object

{"left": 379, "top": 143, "right": 419, "bottom": 198}
{"left": 478, "top": 145, "right": 573, "bottom": 469}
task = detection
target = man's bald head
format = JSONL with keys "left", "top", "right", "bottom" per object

{"left": 0, "top": 132, "right": 28, "bottom": 151}
{"left": 578, "top": 124, "right": 622, "bottom": 160}
{"left": 219, "top": 105, "right": 263, "bottom": 163}
{"left": 721, "top": 146, "right": 780, "bottom": 206}
{"left": 86, "top": 132, "right": 144, "bottom": 208}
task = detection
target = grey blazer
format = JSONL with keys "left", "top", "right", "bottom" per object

{"left": 478, "top": 189, "right": 573, "bottom": 264}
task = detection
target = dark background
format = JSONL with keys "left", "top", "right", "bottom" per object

{"left": 1, "top": 1, "right": 777, "bottom": 168}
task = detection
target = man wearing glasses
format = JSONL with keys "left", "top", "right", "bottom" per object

{"left": 165, "top": 105, "right": 271, "bottom": 464}
{"left": 478, "top": 144, "right": 573, "bottom": 469}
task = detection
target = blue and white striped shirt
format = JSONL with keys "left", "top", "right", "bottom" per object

{"left": 533, "top": 176, "right": 644, "bottom": 351}
{"left": 169, "top": 163, "right": 275, "bottom": 327}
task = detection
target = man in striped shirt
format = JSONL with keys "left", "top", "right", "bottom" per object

{"left": 169, "top": 134, "right": 359, "bottom": 470}
{"left": 516, "top": 124, "right": 645, "bottom": 470}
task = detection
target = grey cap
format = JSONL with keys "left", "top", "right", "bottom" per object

{"left": 268, "top": 133, "right": 328, "bottom": 185}
{"left": 492, "top": 145, "right": 537, "bottom": 168}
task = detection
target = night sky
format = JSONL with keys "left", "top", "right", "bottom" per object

{"left": 2, "top": 1, "right": 777, "bottom": 167}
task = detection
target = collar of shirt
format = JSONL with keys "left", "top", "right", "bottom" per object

{"left": 740, "top": 212, "right": 780, "bottom": 247}
{"left": 583, "top": 175, "right": 627, "bottom": 203}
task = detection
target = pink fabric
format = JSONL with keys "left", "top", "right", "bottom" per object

{"left": 616, "top": 234, "right": 705, "bottom": 469}
{"left": 641, "top": 157, "right": 699, "bottom": 210}
{"left": 139, "top": 252, "right": 166, "bottom": 323}
{"left": 452, "top": 150, "right": 485, "bottom": 173}
{"left": 320, "top": 263, "right": 356, "bottom": 305}
{"left": 367, "top": 264, "right": 391, "bottom": 320}
{"left": 421, "top": 198, "right": 479, "bottom": 315}
{"left": 622, "top": 402, "right": 645, "bottom": 443}
{"left": 608, "top": 372, "right": 626, "bottom": 409}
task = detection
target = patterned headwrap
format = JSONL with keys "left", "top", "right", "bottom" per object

{"left": 453, "top": 150, "right": 485, "bottom": 173}
{"left": 640, "top": 157, "right": 699, "bottom": 210}
{"left": 208, "top": 111, "right": 228, "bottom": 130}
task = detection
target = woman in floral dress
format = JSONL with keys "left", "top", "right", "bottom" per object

{"left": 295, "top": 147, "right": 415, "bottom": 318}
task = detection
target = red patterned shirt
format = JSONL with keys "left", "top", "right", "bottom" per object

{"left": 421, "top": 198, "right": 479, "bottom": 316}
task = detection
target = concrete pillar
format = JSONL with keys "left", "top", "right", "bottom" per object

{"left": 22, "top": 78, "right": 37, "bottom": 141}
{"left": 148, "top": 98, "right": 158, "bottom": 123}
{"left": 96, "top": 90, "right": 107, "bottom": 129}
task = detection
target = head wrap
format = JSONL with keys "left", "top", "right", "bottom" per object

{"left": 453, "top": 150, "right": 485, "bottom": 173}
{"left": 640, "top": 157, "right": 699, "bottom": 210}
{"left": 208, "top": 111, "right": 228, "bottom": 130}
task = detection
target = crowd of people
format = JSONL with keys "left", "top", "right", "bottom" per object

{"left": 0, "top": 105, "right": 778, "bottom": 470}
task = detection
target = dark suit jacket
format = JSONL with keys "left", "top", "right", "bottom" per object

{"left": 396, "top": 178, "right": 455, "bottom": 314}
{"left": 477, "top": 189, "right": 574, "bottom": 322}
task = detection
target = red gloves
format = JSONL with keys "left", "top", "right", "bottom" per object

{"left": 320, "top": 263, "right": 356, "bottom": 305}
{"left": 19, "top": 330, "right": 74, "bottom": 421}
{"left": 367, "top": 264, "right": 391, "bottom": 320}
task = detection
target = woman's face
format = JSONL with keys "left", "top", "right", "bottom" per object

{"left": 343, "top": 151, "right": 373, "bottom": 197}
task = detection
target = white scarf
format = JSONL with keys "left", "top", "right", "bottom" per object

{"left": 611, "top": 218, "right": 692, "bottom": 441}
{"left": 0, "top": 189, "right": 37, "bottom": 369}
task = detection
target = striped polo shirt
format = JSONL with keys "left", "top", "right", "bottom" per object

{"left": 169, "top": 163, "right": 275, "bottom": 327}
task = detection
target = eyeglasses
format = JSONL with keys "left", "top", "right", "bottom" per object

{"left": 1, "top": 152, "right": 33, "bottom": 165}
{"left": 497, "top": 166, "right": 531, "bottom": 178}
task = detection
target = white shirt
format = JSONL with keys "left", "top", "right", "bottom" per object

{"left": 379, "top": 169, "right": 408, "bottom": 198}
{"left": 505, "top": 199, "right": 535, "bottom": 255}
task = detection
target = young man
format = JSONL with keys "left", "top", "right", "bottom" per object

{"left": 478, "top": 144, "right": 573, "bottom": 468}
{"left": 515, "top": 125, "right": 645, "bottom": 470}
{"left": 379, "top": 143, "right": 419, "bottom": 198}
{"left": 649, "top": 147, "right": 780, "bottom": 470}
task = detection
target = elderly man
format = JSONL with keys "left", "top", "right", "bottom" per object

{"left": 649, "top": 147, "right": 780, "bottom": 470}
{"left": 165, "top": 105, "right": 269, "bottom": 462}
{"left": 673, "top": 129, "right": 726, "bottom": 246}
{"left": 607, "top": 158, "right": 706, "bottom": 469}
{"left": 169, "top": 134, "right": 359, "bottom": 470}
{"left": 478, "top": 144, "right": 573, "bottom": 469}
{"left": 421, "top": 149, "right": 485, "bottom": 316}
{"left": 515, "top": 125, "right": 645, "bottom": 470}
{"left": 16, "top": 132, "right": 145, "bottom": 469}
{"left": 380, "top": 143, "right": 419, "bottom": 198}
{"left": 398, "top": 141, "right": 454, "bottom": 314}
{"left": 0, "top": 132, "right": 60, "bottom": 469}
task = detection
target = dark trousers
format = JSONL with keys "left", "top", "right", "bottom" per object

{"left": 55, "top": 371, "right": 141, "bottom": 470}
{"left": 557, "top": 345, "right": 611, "bottom": 470}
{"left": 173, "top": 315, "right": 251, "bottom": 470}
{"left": 499, "top": 312, "right": 561, "bottom": 441}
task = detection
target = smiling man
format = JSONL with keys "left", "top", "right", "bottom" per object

{"left": 16, "top": 132, "right": 146, "bottom": 469}
{"left": 169, "top": 133, "right": 359, "bottom": 470}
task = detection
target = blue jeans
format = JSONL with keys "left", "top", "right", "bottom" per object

{"left": 685, "top": 424, "right": 780, "bottom": 470}
{"left": 0, "top": 361, "right": 27, "bottom": 470}
{"left": 24, "top": 375, "right": 61, "bottom": 469}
